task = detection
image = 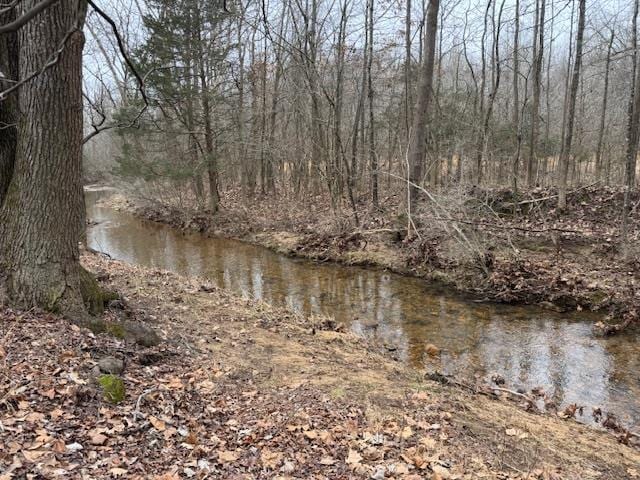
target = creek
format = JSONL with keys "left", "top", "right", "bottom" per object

{"left": 85, "top": 189, "right": 640, "bottom": 429}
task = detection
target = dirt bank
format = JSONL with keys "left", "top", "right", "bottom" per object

{"left": 96, "top": 186, "right": 640, "bottom": 330}
{"left": 1, "top": 253, "right": 639, "bottom": 479}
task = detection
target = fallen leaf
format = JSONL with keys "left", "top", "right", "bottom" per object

{"left": 88, "top": 430, "right": 108, "bottom": 446}
{"left": 22, "top": 450, "right": 45, "bottom": 462}
{"left": 261, "top": 448, "right": 283, "bottom": 469}
{"left": 217, "top": 450, "right": 239, "bottom": 464}
{"left": 401, "top": 426, "right": 414, "bottom": 439}
{"left": 319, "top": 456, "right": 336, "bottom": 465}
{"left": 65, "top": 442, "right": 83, "bottom": 453}
{"left": 303, "top": 429, "right": 318, "bottom": 440}
{"left": 149, "top": 415, "right": 166, "bottom": 432}
{"left": 346, "top": 449, "right": 362, "bottom": 465}
{"left": 52, "top": 439, "right": 66, "bottom": 454}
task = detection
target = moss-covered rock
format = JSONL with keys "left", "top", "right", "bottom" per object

{"left": 105, "top": 322, "right": 127, "bottom": 339}
{"left": 98, "top": 374, "right": 125, "bottom": 404}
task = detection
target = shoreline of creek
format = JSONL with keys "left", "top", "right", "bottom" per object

{"left": 3, "top": 251, "right": 640, "bottom": 479}
{"left": 84, "top": 187, "right": 640, "bottom": 421}
{"left": 91, "top": 187, "right": 628, "bottom": 328}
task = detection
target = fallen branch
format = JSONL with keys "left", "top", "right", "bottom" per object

{"left": 507, "top": 182, "right": 600, "bottom": 207}
{"left": 491, "top": 386, "right": 530, "bottom": 400}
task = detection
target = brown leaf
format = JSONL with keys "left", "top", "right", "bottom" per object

{"left": 52, "top": 439, "right": 66, "bottom": 454}
{"left": 88, "top": 430, "right": 108, "bottom": 446}
{"left": 148, "top": 415, "right": 166, "bottom": 432}
{"left": 260, "top": 448, "right": 283, "bottom": 469}
{"left": 303, "top": 429, "right": 318, "bottom": 440}
{"left": 217, "top": 450, "right": 239, "bottom": 464}
{"left": 346, "top": 449, "right": 362, "bottom": 465}
{"left": 185, "top": 431, "right": 198, "bottom": 445}
{"left": 22, "top": 450, "right": 45, "bottom": 462}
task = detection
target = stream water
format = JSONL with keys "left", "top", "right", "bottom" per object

{"left": 85, "top": 189, "right": 640, "bottom": 428}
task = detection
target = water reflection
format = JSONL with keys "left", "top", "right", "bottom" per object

{"left": 85, "top": 190, "right": 640, "bottom": 428}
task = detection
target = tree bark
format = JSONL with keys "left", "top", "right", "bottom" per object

{"left": 595, "top": 29, "right": 614, "bottom": 182}
{"left": 0, "top": 0, "right": 89, "bottom": 315}
{"left": 623, "top": 0, "right": 640, "bottom": 250}
{"left": 511, "top": 0, "right": 521, "bottom": 192}
{"left": 404, "top": 0, "right": 412, "bottom": 139}
{"left": 0, "top": 10, "right": 18, "bottom": 205}
{"left": 527, "top": 0, "right": 545, "bottom": 186}
{"left": 367, "top": 0, "right": 378, "bottom": 207}
{"left": 407, "top": 0, "right": 439, "bottom": 207}
{"left": 557, "top": 0, "right": 585, "bottom": 210}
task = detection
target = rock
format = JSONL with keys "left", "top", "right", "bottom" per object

{"left": 123, "top": 320, "right": 162, "bottom": 347}
{"left": 98, "top": 356, "right": 124, "bottom": 375}
{"left": 425, "top": 344, "right": 440, "bottom": 357}
{"left": 107, "top": 298, "right": 127, "bottom": 310}
{"left": 371, "top": 467, "right": 385, "bottom": 479}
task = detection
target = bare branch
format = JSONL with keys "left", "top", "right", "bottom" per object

{"left": 86, "top": 0, "right": 149, "bottom": 107}
{"left": 0, "top": 0, "right": 60, "bottom": 34}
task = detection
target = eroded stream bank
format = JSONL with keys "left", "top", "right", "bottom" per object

{"left": 85, "top": 189, "right": 640, "bottom": 430}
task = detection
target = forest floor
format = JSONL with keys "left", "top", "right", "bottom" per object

{"left": 1, "top": 253, "right": 640, "bottom": 479}
{"left": 101, "top": 184, "right": 640, "bottom": 331}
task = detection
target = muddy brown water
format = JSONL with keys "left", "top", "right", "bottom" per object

{"left": 85, "top": 189, "right": 640, "bottom": 429}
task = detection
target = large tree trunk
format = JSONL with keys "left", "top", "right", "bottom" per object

{"left": 0, "top": 0, "right": 88, "bottom": 315}
{"left": 0, "top": 10, "right": 17, "bottom": 205}
{"left": 407, "top": 0, "right": 439, "bottom": 206}
{"left": 557, "top": 0, "right": 585, "bottom": 210}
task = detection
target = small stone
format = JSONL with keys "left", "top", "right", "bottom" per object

{"left": 107, "top": 298, "right": 126, "bottom": 310}
{"left": 98, "top": 356, "right": 124, "bottom": 375}
{"left": 371, "top": 467, "right": 385, "bottom": 480}
{"left": 66, "top": 442, "right": 83, "bottom": 453}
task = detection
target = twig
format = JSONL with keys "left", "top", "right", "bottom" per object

{"left": 491, "top": 386, "right": 530, "bottom": 400}
{"left": 133, "top": 387, "right": 158, "bottom": 421}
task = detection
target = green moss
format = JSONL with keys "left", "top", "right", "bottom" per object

{"left": 98, "top": 374, "right": 126, "bottom": 404}
{"left": 105, "top": 322, "right": 126, "bottom": 339}
{"left": 46, "top": 285, "right": 65, "bottom": 314}
{"left": 79, "top": 267, "right": 107, "bottom": 315}
{"left": 585, "top": 290, "right": 608, "bottom": 305}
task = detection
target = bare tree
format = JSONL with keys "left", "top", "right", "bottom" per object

{"left": 407, "top": 0, "right": 439, "bottom": 207}
{"left": 557, "top": 0, "right": 585, "bottom": 210}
